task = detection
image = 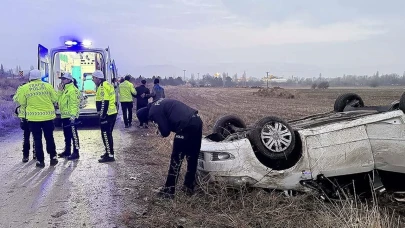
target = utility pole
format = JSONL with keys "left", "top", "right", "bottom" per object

{"left": 183, "top": 70, "right": 186, "bottom": 81}
{"left": 197, "top": 72, "right": 200, "bottom": 81}
{"left": 266, "top": 71, "right": 270, "bottom": 88}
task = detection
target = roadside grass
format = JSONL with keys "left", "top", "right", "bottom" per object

{"left": 120, "top": 131, "right": 404, "bottom": 228}
{"left": 0, "top": 78, "right": 23, "bottom": 131}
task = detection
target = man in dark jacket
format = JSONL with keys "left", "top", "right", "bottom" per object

{"left": 144, "top": 78, "right": 165, "bottom": 102}
{"left": 135, "top": 80, "right": 150, "bottom": 128}
{"left": 137, "top": 98, "right": 203, "bottom": 199}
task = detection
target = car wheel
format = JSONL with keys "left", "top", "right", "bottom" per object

{"left": 248, "top": 116, "right": 296, "bottom": 160}
{"left": 389, "top": 100, "right": 400, "bottom": 111}
{"left": 334, "top": 93, "right": 364, "bottom": 112}
{"left": 398, "top": 92, "right": 405, "bottom": 113}
{"left": 213, "top": 115, "right": 247, "bottom": 140}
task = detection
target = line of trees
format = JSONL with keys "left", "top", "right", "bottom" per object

{"left": 136, "top": 71, "right": 405, "bottom": 88}
{"left": 133, "top": 72, "right": 263, "bottom": 87}
{"left": 3, "top": 62, "right": 405, "bottom": 88}
{"left": 272, "top": 71, "right": 405, "bottom": 88}
{"left": 0, "top": 64, "right": 32, "bottom": 78}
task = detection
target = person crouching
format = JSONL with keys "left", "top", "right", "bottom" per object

{"left": 137, "top": 98, "right": 203, "bottom": 199}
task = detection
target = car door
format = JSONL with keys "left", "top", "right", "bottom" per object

{"left": 304, "top": 125, "right": 375, "bottom": 178}
{"left": 366, "top": 113, "right": 405, "bottom": 190}
{"left": 106, "top": 47, "right": 113, "bottom": 83}
{"left": 366, "top": 115, "right": 405, "bottom": 173}
{"left": 38, "top": 44, "right": 50, "bottom": 83}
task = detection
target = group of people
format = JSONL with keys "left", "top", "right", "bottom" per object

{"left": 117, "top": 76, "right": 166, "bottom": 128}
{"left": 13, "top": 69, "right": 204, "bottom": 199}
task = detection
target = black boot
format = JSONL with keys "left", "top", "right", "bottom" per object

{"left": 58, "top": 150, "right": 71, "bottom": 158}
{"left": 181, "top": 185, "right": 195, "bottom": 196}
{"left": 50, "top": 156, "right": 58, "bottom": 166}
{"left": 157, "top": 188, "right": 175, "bottom": 199}
{"left": 68, "top": 152, "right": 80, "bottom": 160}
{"left": 36, "top": 161, "right": 45, "bottom": 168}
{"left": 22, "top": 156, "right": 29, "bottom": 163}
{"left": 98, "top": 154, "right": 115, "bottom": 163}
{"left": 100, "top": 153, "right": 109, "bottom": 158}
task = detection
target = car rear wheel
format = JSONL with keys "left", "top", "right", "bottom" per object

{"left": 248, "top": 116, "right": 296, "bottom": 160}
{"left": 212, "top": 115, "right": 247, "bottom": 140}
{"left": 398, "top": 92, "right": 405, "bottom": 113}
{"left": 334, "top": 93, "right": 365, "bottom": 112}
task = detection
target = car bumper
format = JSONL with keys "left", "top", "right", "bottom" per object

{"left": 198, "top": 137, "right": 313, "bottom": 192}
{"left": 198, "top": 138, "right": 263, "bottom": 185}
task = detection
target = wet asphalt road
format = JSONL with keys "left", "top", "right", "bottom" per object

{"left": 0, "top": 117, "right": 132, "bottom": 228}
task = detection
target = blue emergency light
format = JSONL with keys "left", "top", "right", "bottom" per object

{"left": 64, "top": 40, "right": 92, "bottom": 47}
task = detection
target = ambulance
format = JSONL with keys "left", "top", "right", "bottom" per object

{"left": 37, "top": 39, "right": 119, "bottom": 126}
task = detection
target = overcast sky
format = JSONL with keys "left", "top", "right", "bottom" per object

{"left": 0, "top": 0, "right": 404, "bottom": 78}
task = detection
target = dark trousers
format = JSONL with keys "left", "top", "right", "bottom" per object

{"left": 100, "top": 114, "right": 117, "bottom": 155}
{"left": 121, "top": 102, "right": 133, "bottom": 126}
{"left": 62, "top": 118, "right": 80, "bottom": 155}
{"left": 29, "top": 120, "right": 56, "bottom": 162}
{"left": 163, "top": 115, "right": 203, "bottom": 194}
{"left": 21, "top": 120, "right": 35, "bottom": 157}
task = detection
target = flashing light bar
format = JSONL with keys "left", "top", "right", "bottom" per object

{"left": 64, "top": 40, "right": 92, "bottom": 47}
{"left": 65, "top": 41, "right": 78, "bottom": 46}
{"left": 82, "top": 40, "right": 92, "bottom": 47}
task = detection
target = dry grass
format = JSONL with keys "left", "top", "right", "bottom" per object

{"left": 117, "top": 86, "right": 405, "bottom": 227}
{"left": 0, "top": 78, "right": 24, "bottom": 131}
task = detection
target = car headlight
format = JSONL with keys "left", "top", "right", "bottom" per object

{"left": 211, "top": 152, "right": 235, "bottom": 161}
{"left": 216, "top": 176, "right": 258, "bottom": 186}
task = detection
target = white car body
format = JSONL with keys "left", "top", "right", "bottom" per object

{"left": 198, "top": 109, "right": 405, "bottom": 194}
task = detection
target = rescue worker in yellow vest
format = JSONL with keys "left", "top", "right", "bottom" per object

{"left": 57, "top": 72, "right": 81, "bottom": 160}
{"left": 119, "top": 74, "right": 137, "bottom": 128}
{"left": 92, "top": 70, "right": 118, "bottom": 163}
{"left": 15, "top": 69, "right": 59, "bottom": 168}
{"left": 13, "top": 82, "right": 36, "bottom": 163}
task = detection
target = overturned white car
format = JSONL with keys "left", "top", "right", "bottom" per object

{"left": 198, "top": 93, "right": 405, "bottom": 199}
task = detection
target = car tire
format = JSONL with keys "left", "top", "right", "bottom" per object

{"left": 334, "top": 93, "right": 365, "bottom": 112}
{"left": 213, "top": 115, "right": 247, "bottom": 140}
{"left": 398, "top": 92, "right": 405, "bottom": 113}
{"left": 248, "top": 116, "right": 296, "bottom": 160}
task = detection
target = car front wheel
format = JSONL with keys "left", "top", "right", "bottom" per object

{"left": 248, "top": 116, "right": 296, "bottom": 160}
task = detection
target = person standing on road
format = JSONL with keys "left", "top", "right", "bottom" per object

{"left": 56, "top": 72, "right": 81, "bottom": 160}
{"left": 137, "top": 98, "right": 203, "bottom": 199}
{"left": 135, "top": 79, "right": 150, "bottom": 128}
{"left": 92, "top": 70, "right": 117, "bottom": 163}
{"left": 15, "top": 69, "right": 59, "bottom": 168}
{"left": 143, "top": 78, "right": 165, "bottom": 102}
{"left": 13, "top": 82, "right": 36, "bottom": 163}
{"left": 119, "top": 75, "right": 137, "bottom": 128}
